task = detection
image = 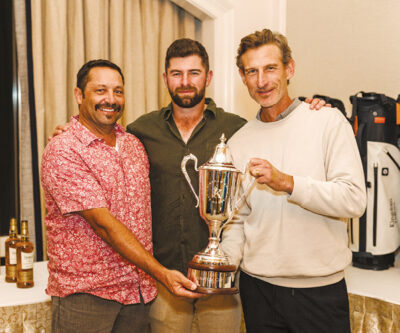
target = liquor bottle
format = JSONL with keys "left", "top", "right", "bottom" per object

{"left": 5, "top": 217, "right": 19, "bottom": 282}
{"left": 16, "top": 220, "right": 34, "bottom": 288}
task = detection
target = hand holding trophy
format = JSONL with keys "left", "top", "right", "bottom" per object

{"left": 181, "top": 134, "right": 253, "bottom": 294}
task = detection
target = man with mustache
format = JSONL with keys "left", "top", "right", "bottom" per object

{"left": 221, "top": 29, "right": 366, "bottom": 333}
{"left": 41, "top": 59, "right": 201, "bottom": 333}
{"left": 127, "top": 38, "right": 327, "bottom": 333}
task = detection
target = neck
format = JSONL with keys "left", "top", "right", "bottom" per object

{"left": 260, "top": 95, "right": 293, "bottom": 122}
{"left": 79, "top": 117, "right": 116, "bottom": 146}
{"left": 172, "top": 99, "right": 206, "bottom": 143}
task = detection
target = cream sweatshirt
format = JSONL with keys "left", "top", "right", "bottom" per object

{"left": 221, "top": 102, "right": 366, "bottom": 288}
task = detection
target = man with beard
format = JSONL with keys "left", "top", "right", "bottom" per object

{"left": 41, "top": 59, "right": 201, "bottom": 333}
{"left": 127, "top": 38, "right": 246, "bottom": 333}
{"left": 127, "top": 39, "right": 327, "bottom": 333}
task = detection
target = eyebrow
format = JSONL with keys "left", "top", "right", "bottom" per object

{"left": 244, "top": 63, "right": 278, "bottom": 72}
{"left": 92, "top": 84, "right": 124, "bottom": 89}
{"left": 169, "top": 68, "right": 202, "bottom": 73}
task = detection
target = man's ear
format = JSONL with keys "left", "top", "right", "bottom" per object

{"left": 162, "top": 72, "right": 168, "bottom": 88}
{"left": 74, "top": 87, "right": 83, "bottom": 104}
{"left": 205, "top": 70, "right": 213, "bottom": 88}
{"left": 286, "top": 59, "right": 295, "bottom": 81}
{"left": 239, "top": 69, "right": 246, "bottom": 85}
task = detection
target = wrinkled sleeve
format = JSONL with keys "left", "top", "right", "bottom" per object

{"left": 220, "top": 178, "right": 252, "bottom": 268}
{"left": 288, "top": 117, "right": 367, "bottom": 218}
{"left": 41, "top": 144, "right": 107, "bottom": 215}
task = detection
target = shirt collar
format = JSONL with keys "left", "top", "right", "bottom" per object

{"left": 70, "top": 115, "right": 125, "bottom": 147}
{"left": 161, "top": 97, "right": 217, "bottom": 121}
{"left": 256, "top": 98, "right": 301, "bottom": 121}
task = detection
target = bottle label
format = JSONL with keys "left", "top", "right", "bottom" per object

{"left": 9, "top": 247, "right": 17, "bottom": 264}
{"left": 18, "top": 270, "right": 33, "bottom": 282}
{"left": 6, "top": 265, "right": 17, "bottom": 279}
{"left": 21, "top": 252, "right": 34, "bottom": 270}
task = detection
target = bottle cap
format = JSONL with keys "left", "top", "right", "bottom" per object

{"left": 20, "top": 220, "right": 29, "bottom": 235}
{"left": 9, "top": 217, "right": 18, "bottom": 232}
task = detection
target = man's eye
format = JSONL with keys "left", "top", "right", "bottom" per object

{"left": 246, "top": 70, "right": 256, "bottom": 76}
{"left": 115, "top": 90, "right": 124, "bottom": 95}
{"left": 96, "top": 89, "right": 104, "bottom": 93}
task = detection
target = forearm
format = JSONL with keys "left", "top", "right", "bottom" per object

{"left": 221, "top": 221, "right": 245, "bottom": 267}
{"left": 79, "top": 208, "right": 169, "bottom": 283}
{"left": 220, "top": 203, "right": 249, "bottom": 267}
{"left": 289, "top": 175, "right": 366, "bottom": 218}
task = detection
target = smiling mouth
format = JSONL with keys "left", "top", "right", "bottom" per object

{"left": 257, "top": 88, "right": 275, "bottom": 96}
{"left": 95, "top": 104, "right": 121, "bottom": 113}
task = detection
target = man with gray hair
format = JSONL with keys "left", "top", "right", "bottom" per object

{"left": 221, "top": 29, "right": 366, "bottom": 333}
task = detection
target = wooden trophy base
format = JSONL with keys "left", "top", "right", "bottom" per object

{"left": 194, "top": 285, "right": 239, "bottom": 295}
{"left": 188, "top": 261, "right": 238, "bottom": 295}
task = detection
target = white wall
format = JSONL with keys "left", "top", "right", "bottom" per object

{"left": 231, "top": 0, "right": 286, "bottom": 120}
{"left": 287, "top": 0, "right": 400, "bottom": 116}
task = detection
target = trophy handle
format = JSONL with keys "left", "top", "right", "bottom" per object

{"left": 224, "top": 162, "right": 256, "bottom": 226}
{"left": 181, "top": 153, "right": 200, "bottom": 207}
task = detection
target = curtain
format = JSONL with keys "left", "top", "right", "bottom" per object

{"left": 13, "top": 0, "right": 40, "bottom": 256}
{"left": 30, "top": 0, "right": 199, "bottom": 258}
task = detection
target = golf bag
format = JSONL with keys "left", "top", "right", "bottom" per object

{"left": 349, "top": 92, "right": 400, "bottom": 270}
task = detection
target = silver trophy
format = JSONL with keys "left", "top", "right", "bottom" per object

{"left": 181, "top": 134, "right": 246, "bottom": 294}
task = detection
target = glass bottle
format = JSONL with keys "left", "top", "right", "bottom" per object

{"left": 5, "top": 217, "right": 19, "bottom": 282}
{"left": 16, "top": 220, "right": 34, "bottom": 288}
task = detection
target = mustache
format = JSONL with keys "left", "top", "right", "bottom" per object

{"left": 176, "top": 86, "right": 196, "bottom": 93}
{"left": 95, "top": 103, "right": 121, "bottom": 112}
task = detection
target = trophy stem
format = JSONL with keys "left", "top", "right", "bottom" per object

{"left": 203, "top": 220, "right": 224, "bottom": 257}
{"left": 209, "top": 220, "right": 222, "bottom": 240}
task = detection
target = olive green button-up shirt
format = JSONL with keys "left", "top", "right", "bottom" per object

{"left": 127, "top": 98, "right": 247, "bottom": 274}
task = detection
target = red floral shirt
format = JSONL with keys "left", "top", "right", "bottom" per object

{"left": 41, "top": 117, "right": 157, "bottom": 304}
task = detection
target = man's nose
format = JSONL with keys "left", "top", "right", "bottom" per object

{"left": 181, "top": 73, "right": 189, "bottom": 86}
{"left": 257, "top": 71, "right": 267, "bottom": 88}
{"left": 104, "top": 90, "right": 116, "bottom": 104}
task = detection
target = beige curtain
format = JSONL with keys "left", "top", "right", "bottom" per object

{"left": 31, "top": 0, "right": 198, "bottom": 257}
{"left": 13, "top": 0, "right": 38, "bottom": 252}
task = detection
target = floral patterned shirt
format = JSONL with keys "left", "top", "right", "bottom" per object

{"left": 41, "top": 117, "right": 157, "bottom": 304}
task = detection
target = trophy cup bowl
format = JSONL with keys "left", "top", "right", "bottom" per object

{"left": 181, "top": 134, "right": 241, "bottom": 294}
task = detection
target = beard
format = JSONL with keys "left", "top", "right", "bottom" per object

{"left": 169, "top": 85, "right": 206, "bottom": 108}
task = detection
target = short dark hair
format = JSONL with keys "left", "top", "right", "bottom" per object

{"left": 165, "top": 38, "right": 209, "bottom": 73}
{"left": 236, "top": 29, "right": 292, "bottom": 71}
{"left": 76, "top": 59, "right": 124, "bottom": 93}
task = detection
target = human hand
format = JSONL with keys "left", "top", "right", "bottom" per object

{"left": 305, "top": 97, "right": 331, "bottom": 110}
{"left": 162, "top": 269, "right": 205, "bottom": 298}
{"left": 48, "top": 122, "right": 71, "bottom": 142}
{"left": 249, "top": 158, "right": 294, "bottom": 194}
